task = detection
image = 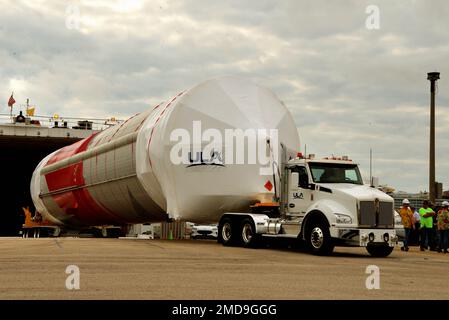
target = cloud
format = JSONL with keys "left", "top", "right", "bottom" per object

{"left": 0, "top": 0, "right": 448, "bottom": 192}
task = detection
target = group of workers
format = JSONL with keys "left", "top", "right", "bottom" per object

{"left": 398, "top": 199, "right": 449, "bottom": 253}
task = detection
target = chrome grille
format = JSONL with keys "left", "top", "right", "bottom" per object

{"left": 359, "top": 201, "right": 376, "bottom": 226}
{"left": 378, "top": 202, "right": 394, "bottom": 227}
{"left": 359, "top": 200, "right": 394, "bottom": 228}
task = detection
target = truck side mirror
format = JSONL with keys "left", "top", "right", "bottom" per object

{"left": 290, "top": 172, "right": 299, "bottom": 189}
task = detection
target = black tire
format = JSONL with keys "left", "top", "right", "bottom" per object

{"left": 218, "top": 217, "right": 235, "bottom": 246}
{"left": 240, "top": 218, "right": 259, "bottom": 248}
{"left": 305, "top": 218, "right": 334, "bottom": 255}
{"left": 366, "top": 245, "right": 394, "bottom": 257}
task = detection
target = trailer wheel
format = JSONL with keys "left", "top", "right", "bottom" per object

{"left": 366, "top": 245, "right": 394, "bottom": 257}
{"left": 240, "top": 218, "right": 259, "bottom": 248}
{"left": 218, "top": 217, "right": 235, "bottom": 246}
{"left": 306, "top": 219, "right": 334, "bottom": 255}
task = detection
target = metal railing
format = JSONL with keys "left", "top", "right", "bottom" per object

{"left": 0, "top": 112, "right": 123, "bottom": 131}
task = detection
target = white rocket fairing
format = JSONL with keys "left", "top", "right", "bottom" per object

{"left": 30, "top": 76, "right": 300, "bottom": 226}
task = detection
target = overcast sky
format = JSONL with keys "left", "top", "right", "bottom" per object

{"left": 1, "top": 0, "right": 448, "bottom": 193}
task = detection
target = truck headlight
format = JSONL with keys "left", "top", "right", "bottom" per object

{"left": 335, "top": 214, "right": 352, "bottom": 224}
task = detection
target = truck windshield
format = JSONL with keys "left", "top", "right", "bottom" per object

{"left": 308, "top": 163, "right": 363, "bottom": 184}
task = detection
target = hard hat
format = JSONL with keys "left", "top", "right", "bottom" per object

{"left": 402, "top": 199, "right": 410, "bottom": 205}
{"left": 442, "top": 201, "right": 449, "bottom": 207}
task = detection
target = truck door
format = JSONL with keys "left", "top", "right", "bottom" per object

{"left": 287, "top": 166, "right": 314, "bottom": 215}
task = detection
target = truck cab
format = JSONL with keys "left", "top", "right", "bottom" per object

{"left": 218, "top": 155, "right": 398, "bottom": 257}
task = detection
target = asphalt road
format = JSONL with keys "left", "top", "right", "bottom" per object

{"left": 0, "top": 237, "right": 448, "bottom": 299}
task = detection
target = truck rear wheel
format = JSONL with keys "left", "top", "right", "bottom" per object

{"left": 218, "top": 217, "right": 235, "bottom": 246}
{"left": 366, "top": 245, "right": 394, "bottom": 257}
{"left": 306, "top": 220, "right": 334, "bottom": 256}
{"left": 240, "top": 218, "right": 259, "bottom": 248}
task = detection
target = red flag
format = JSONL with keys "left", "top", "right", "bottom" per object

{"left": 8, "top": 93, "right": 15, "bottom": 107}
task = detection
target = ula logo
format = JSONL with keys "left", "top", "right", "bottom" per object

{"left": 170, "top": 120, "right": 279, "bottom": 175}
{"left": 293, "top": 192, "right": 304, "bottom": 199}
{"left": 187, "top": 150, "right": 225, "bottom": 167}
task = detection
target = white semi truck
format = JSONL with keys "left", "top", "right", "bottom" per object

{"left": 217, "top": 155, "right": 398, "bottom": 257}
{"left": 31, "top": 76, "right": 398, "bottom": 257}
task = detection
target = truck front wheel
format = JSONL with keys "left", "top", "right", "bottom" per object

{"left": 366, "top": 245, "right": 394, "bottom": 257}
{"left": 306, "top": 220, "right": 334, "bottom": 256}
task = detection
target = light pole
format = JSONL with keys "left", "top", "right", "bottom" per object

{"left": 369, "top": 148, "right": 372, "bottom": 185}
{"left": 427, "top": 72, "right": 440, "bottom": 204}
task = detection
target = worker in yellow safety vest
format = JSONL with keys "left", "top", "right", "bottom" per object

{"left": 399, "top": 199, "right": 415, "bottom": 251}
{"left": 437, "top": 201, "right": 449, "bottom": 253}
